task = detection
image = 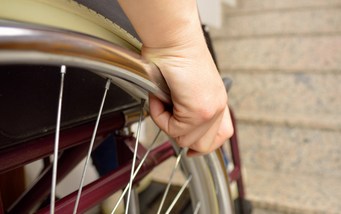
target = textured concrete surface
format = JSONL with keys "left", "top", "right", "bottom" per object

{"left": 214, "top": 37, "right": 341, "bottom": 71}
{"left": 212, "top": 0, "right": 341, "bottom": 213}
{"left": 213, "top": 8, "right": 341, "bottom": 38}
{"left": 225, "top": 72, "right": 341, "bottom": 132}
{"left": 246, "top": 168, "right": 341, "bottom": 214}
{"left": 228, "top": 0, "right": 341, "bottom": 12}
{"left": 238, "top": 123, "right": 341, "bottom": 177}
{"left": 227, "top": 73, "right": 341, "bottom": 116}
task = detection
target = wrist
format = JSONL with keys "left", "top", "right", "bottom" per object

{"left": 144, "top": 15, "right": 205, "bottom": 49}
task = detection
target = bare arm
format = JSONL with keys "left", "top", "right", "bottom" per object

{"left": 118, "top": 0, "right": 203, "bottom": 48}
{"left": 118, "top": 0, "right": 233, "bottom": 154}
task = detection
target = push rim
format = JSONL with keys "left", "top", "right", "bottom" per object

{"left": 0, "top": 21, "right": 232, "bottom": 214}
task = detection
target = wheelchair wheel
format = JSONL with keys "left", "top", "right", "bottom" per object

{"left": 0, "top": 1, "right": 234, "bottom": 213}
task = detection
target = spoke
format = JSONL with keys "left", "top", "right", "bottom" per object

{"left": 157, "top": 148, "right": 187, "bottom": 214}
{"left": 165, "top": 174, "right": 192, "bottom": 214}
{"left": 133, "top": 129, "right": 161, "bottom": 178}
{"left": 111, "top": 129, "right": 161, "bottom": 214}
{"left": 73, "top": 79, "right": 111, "bottom": 214}
{"left": 50, "top": 65, "right": 66, "bottom": 214}
{"left": 125, "top": 99, "right": 145, "bottom": 214}
{"left": 193, "top": 202, "right": 201, "bottom": 214}
{"left": 125, "top": 188, "right": 140, "bottom": 213}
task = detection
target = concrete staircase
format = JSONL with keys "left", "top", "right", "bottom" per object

{"left": 211, "top": 0, "right": 341, "bottom": 213}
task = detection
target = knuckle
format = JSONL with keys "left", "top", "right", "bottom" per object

{"left": 195, "top": 97, "right": 227, "bottom": 122}
{"left": 196, "top": 107, "right": 216, "bottom": 121}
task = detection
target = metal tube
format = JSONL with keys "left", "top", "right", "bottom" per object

{"left": 36, "top": 141, "right": 175, "bottom": 214}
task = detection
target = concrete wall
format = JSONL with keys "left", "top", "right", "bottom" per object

{"left": 211, "top": 0, "right": 341, "bottom": 213}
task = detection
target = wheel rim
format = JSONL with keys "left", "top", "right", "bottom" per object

{"left": 0, "top": 21, "right": 232, "bottom": 214}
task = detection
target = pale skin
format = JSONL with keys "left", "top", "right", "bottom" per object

{"left": 118, "top": 0, "right": 234, "bottom": 155}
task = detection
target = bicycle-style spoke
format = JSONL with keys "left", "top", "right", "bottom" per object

{"left": 165, "top": 174, "right": 192, "bottom": 214}
{"left": 73, "top": 79, "right": 111, "bottom": 214}
{"left": 156, "top": 148, "right": 187, "bottom": 214}
{"left": 111, "top": 129, "right": 161, "bottom": 214}
{"left": 133, "top": 129, "right": 161, "bottom": 178}
{"left": 125, "top": 188, "right": 140, "bottom": 214}
{"left": 50, "top": 65, "right": 66, "bottom": 214}
{"left": 193, "top": 202, "right": 201, "bottom": 214}
{"left": 125, "top": 99, "right": 145, "bottom": 214}
{"left": 0, "top": 19, "right": 235, "bottom": 214}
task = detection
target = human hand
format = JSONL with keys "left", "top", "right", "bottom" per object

{"left": 118, "top": 0, "right": 233, "bottom": 155}
{"left": 144, "top": 42, "right": 234, "bottom": 155}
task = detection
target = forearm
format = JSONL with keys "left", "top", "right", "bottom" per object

{"left": 118, "top": 0, "right": 205, "bottom": 49}
{"left": 118, "top": 0, "right": 233, "bottom": 154}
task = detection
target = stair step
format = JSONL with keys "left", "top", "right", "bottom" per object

{"left": 212, "top": 7, "right": 341, "bottom": 38}
{"left": 227, "top": 0, "right": 341, "bottom": 13}
{"left": 223, "top": 72, "right": 341, "bottom": 124}
{"left": 237, "top": 123, "right": 341, "bottom": 177}
{"left": 245, "top": 168, "right": 341, "bottom": 214}
{"left": 214, "top": 36, "right": 341, "bottom": 71}
{"left": 235, "top": 111, "right": 341, "bottom": 131}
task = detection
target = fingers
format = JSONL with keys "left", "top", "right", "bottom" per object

{"left": 187, "top": 106, "right": 232, "bottom": 154}
{"left": 149, "top": 94, "right": 171, "bottom": 134}
{"left": 150, "top": 95, "right": 234, "bottom": 155}
{"left": 149, "top": 94, "right": 206, "bottom": 139}
{"left": 206, "top": 106, "right": 234, "bottom": 152}
{"left": 182, "top": 110, "right": 223, "bottom": 152}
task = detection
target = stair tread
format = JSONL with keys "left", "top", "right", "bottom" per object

{"left": 215, "top": 37, "right": 341, "bottom": 71}
{"left": 235, "top": 111, "right": 341, "bottom": 131}
{"left": 245, "top": 168, "right": 341, "bottom": 214}
{"left": 224, "top": 0, "right": 341, "bottom": 14}
{"left": 212, "top": 8, "right": 341, "bottom": 38}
